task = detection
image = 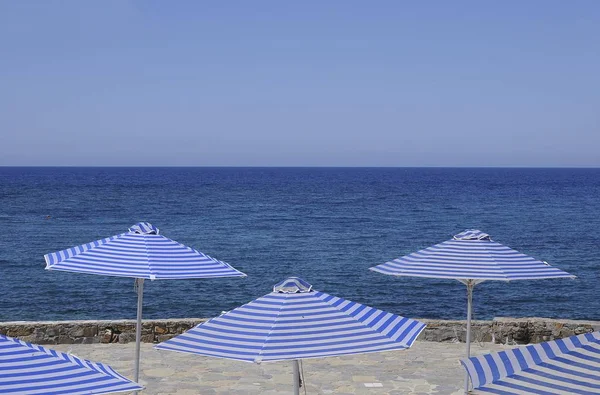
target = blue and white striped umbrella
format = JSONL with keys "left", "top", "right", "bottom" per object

{"left": 370, "top": 229, "right": 574, "bottom": 393}
{"left": 44, "top": 222, "right": 245, "bottom": 280}
{"left": 156, "top": 277, "right": 426, "bottom": 394}
{"left": 370, "top": 229, "right": 573, "bottom": 282}
{"left": 0, "top": 333, "right": 142, "bottom": 394}
{"left": 44, "top": 222, "right": 246, "bottom": 386}
{"left": 462, "top": 331, "right": 600, "bottom": 394}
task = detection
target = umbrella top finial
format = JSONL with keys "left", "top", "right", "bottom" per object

{"left": 129, "top": 222, "right": 160, "bottom": 235}
{"left": 273, "top": 277, "right": 312, "bottom": 293}
{"left": 453, "top": 229, "right": 491, "bottom": 241}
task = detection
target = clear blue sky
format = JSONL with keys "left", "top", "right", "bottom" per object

{"left": 1, "top": 1, "right": 598, "bottom": 166}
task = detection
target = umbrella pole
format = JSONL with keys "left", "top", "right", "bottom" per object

{"left": 292, "top": 360, "right": 300, "bottom": 395}
{"left": 134, "top": 278, "right": 144, "bottom": 392}
{"left": 464, "top": 281, "right": 474, "bottom": 394}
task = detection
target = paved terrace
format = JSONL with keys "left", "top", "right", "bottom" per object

{"left": 52, "top": 341, "right": 511, "bottom": 395}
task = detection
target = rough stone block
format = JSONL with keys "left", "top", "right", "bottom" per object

{"left": 83, "top": 325, "right": 98, "bottom": 338}
{"left": 66, "top": 325, "right": 85, "bottom": 338}
{"left": 20, "top": 335, "right": 41, "bottom": 343}
{"left": 57, "top": 335, "right": 75, "bottom": 344}
{"left": 45, "top": 325, "right": 61, "bottom": 338}
{"left": 4, "top": 325, "right": 35, "bottom": 337}
{"left": 118, "top": 333, "right": 136, "bottom": 344}
{"left": 141, "top": 334, "right": 155, "bottom": 343}
{"left": 156, "top": 334, "right": 178, "bottom": 342}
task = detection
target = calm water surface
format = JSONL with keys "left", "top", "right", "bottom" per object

{"left": 0, "top": 167, "right": 598, "bottom": 322}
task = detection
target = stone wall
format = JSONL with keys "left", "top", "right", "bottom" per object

{"left": 419, "top": 317, "right": 600, "bottom": 345}
{"left": 1, "top": 317, "right": 598, "bottom": 345}
{"left": 0, "top": 319, "right": 207, "bottom": 345}
{"left": 490, "top": 317, "right": 600, "bottom": 344}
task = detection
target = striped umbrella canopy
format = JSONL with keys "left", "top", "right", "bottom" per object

{"left": 0, "top": 333, "right": 142, "bottom": 394}
{"left": 44, "top": 222, "right": 246, "bottom": 387}
{"left": 370, "top": 229, "right": 575, "bottom": 393}
{"left": 44, "top": 222, "right": 244, "bottom": 280}
{"left": 156, "top": 277, "right": 426, "bottom": 394}
{"left": 461, "top": 331, "right": 600, "bottom": 394}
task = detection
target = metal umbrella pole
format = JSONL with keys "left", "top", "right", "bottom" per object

{"left": 134, "top": 278, "right": 145, "bottom": 393}
{"left": 292, "top": 360, "right": 300, "bottom": 395}
{"left": 463, "top": 280, "right": 475, "bottom": 394}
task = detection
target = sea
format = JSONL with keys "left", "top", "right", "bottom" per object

{"left": 0, "top": 167, "right": 598, "bottom": 323}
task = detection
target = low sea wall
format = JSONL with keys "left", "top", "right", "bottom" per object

{"left": 1, "top": 317, "right": 598, "bottom": 345}
{"left": 418, "top": 317, "right": 600, "bottom": 344}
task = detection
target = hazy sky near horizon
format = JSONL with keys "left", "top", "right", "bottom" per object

{"left": 1, "top": 1, "right": 599, "bottom": 166}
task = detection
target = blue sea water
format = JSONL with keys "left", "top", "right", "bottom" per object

{"left": 0, "top": 167, "right": 598, "bottom": 322}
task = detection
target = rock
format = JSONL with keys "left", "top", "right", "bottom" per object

{"left": 57, "top": 335, "right": 75, "bottom": 344}
{"left": 157, "top": 334, "right": 177, "bottom": 342}
{"left": 118, "top": 333, "right": 136, "bottom": 344}
{"left": 66, "top": 325, "right": 85, "bottom": 338}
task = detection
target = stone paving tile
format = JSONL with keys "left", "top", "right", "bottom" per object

{"left": 52, "top": 342, "right": 510, "bottom": 394}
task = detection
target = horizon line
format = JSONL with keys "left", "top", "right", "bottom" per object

{"left": 1, "top": 165, "right": 599, "bottom": 169}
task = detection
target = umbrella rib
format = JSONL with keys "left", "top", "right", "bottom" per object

{"left": 255, "top": 296, "right": 287, "bottom": 363}
{"left": 140, "top": 235, "right": 155, "bottom": 280}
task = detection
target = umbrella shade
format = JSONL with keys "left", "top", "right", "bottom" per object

{"left": 461, "top": 331, "right": 600, "bottom": 394}
{"left": 155, "top": 277, "right": 426, "bottom": 362}
{"left": 44, "top": 222, "right": 245, "bottom": 279}
{"left": 370, "top": 229, "right": 574, "bottom": 282}
{"left": 0, "top": 334, "right": 142, "bottom": 394}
